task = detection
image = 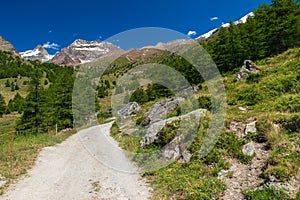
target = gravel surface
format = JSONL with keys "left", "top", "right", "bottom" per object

{"left": 0, "top": 123, "right": 151, "bottom": 200}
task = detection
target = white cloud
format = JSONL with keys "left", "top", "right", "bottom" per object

{"left": 48, "top": 30, "right": 52, "bottom": 33}
{"left": 42, "top": 42, "right": 60, "bottom": 50}
{"left": 210, "top": 17, "right": 219, "bottom": 21}
{"left": 187, "top": 31, "right": 197, "bottom": 37}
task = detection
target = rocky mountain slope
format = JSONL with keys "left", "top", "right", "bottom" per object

{"left": 20, "top": 45, "right": 54, "bottom": 62}
{"left": 50, "top": 39, "right": 121, "bottom": 66}
{"left": 0, "top": 36, "right": 19, "bottom": 56}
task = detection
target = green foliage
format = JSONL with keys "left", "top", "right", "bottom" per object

{"left": 244, "top": 186, "right": 291, "bottom": 200}
{"left": 278, "top": 114, "right": 300, "bottom": 134}
{"left": 8, "top": 93, "right": 25, "bottom": 113}
{"left": 0, "top": 93, "right": 6, "bottom": 117}
{"left": 5, "top": 79, "right": 10, "bottom": 87}
{"left": 130, "top": 87, "right": 148, "bottom": 104}
{"left": 202, "top": 0, "right": 300, "bottom": 73}
{"left": 198, "top": 95, "right": 212, "bottom": 110}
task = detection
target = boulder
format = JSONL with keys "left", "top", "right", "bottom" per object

{"left": 236, "top": 60, "right": 260, "bottom": 82}
{"left": 117, "top": 102, "right": 141, "bottom": 119}
{"left": 242, "top": 142, "right": 255, "bottom": 156}
{"left": 245, "top": 121, "right": 257, "bottom": 135}
{"left": 140, "top": 109, "right": 207, "bottom": 148}
{"left": 143, "top": 97, "right": 185, "bottom": 126}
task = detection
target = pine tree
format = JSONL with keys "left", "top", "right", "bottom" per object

{"left": 17, "top": 70, "right": 43, "bottom": 134}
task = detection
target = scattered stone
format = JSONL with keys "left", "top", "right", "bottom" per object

{"left": 230, "top": 121, "right": 246, "bottom": 138}
{"left": 245, "top": 121, "right": 257, "bottom": 135}
{"left": 238, "top": 107, "right": 249, "bottom": 113}
{"left": 0, "top": 174, "right": 6, "bottom": 188}
{"left": 218, "top": 170, "right": 229, "bottom": 177}
{"left": 236, "top": 60, "right": 260, "bottom": 82}
{"left": 117, "top": 102, "right": 141, "bottom": 119}
{"left": 242, "top": 142, "right": 255, "bottom": 156}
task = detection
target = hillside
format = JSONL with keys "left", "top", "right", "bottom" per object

{"left": 107, "top": 47, "right": 300, "bottom": 200}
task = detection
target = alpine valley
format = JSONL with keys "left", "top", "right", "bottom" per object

{"left": 0, "top": 1, "right": 300, "bottom": 199}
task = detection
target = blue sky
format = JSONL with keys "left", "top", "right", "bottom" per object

{"left": 0, "top": 0, "right": 271, "bottom": 54}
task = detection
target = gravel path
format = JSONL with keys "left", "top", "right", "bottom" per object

{"left": 0, "top": 123, "right": 151, "bottom": 200}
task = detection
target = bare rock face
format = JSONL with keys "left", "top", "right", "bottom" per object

{"left": 142, "top": 97, "right": 185, "bottom": 126}
{"left": 140, "top": 109, "right": 207, "bottom": 149}
{"left": 50, "top": 39, "right": 121, "bottom": 66}
{"left": 0, "top": 36, "right": 19, "bottom": 56}
{"left": 236, "top": 60, "right": 260, "bottom": 82}
{"left": 20, "top": 45, "right": 53, "bottom": 62}
{"left": 117, "top": 102, "right": 141, "bottom": 119}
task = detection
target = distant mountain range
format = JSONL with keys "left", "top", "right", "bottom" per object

{"left": 20, "top": 45, "right": 54, "bottom": 62}
{"left": 0, "top": 12, "right": 254, "bottom": 66}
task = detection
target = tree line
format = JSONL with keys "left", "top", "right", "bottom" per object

{"left": 0, "top": 51, "right": 75, "bottom": 134}
{"left": 202, "top": 0, "right": 300, "bottom": 73}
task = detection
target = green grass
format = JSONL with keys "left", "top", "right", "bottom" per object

{"left": 0, "top": 78, "right": 30, "bottom": 104}
{"left": 243, "top": 186, "right": 292, "bottom": 200}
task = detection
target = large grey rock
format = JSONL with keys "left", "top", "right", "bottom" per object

{"left": 117, "top": 102, "right": 141, "bottom": 119}
{"left": 236, "top": 60, "right": 260, "bottom": 82}
{"left": 143, "top": 97, "right": 185, "bottom": 126}
{"left": 140, "top": 109, "right": 207, "bottom": 148}
{"left": 242, "top": 142, "right": 255, "bottom": 156}
{"left": 245, "top": 121, "right": 257, "bottom": 135}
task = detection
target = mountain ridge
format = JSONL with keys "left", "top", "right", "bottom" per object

{"left": 20, "top": 45, "right": 54, "bottom": 62}
{"left": 0, "top": 36, "right": 19, "bottom": 56}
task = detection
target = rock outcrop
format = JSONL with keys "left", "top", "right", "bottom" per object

{"left": 140, "top": 109, "right": 207, "bottom": 149}
{"left": 142, "top": 97, "right": 185, "bottom": 126}
{"left": 236, "top": 60, "right": 260, "bottom": 82}
{"left": 0, "top": 36, "right": 19, "bottom": 56}
{"left": 117, "top": 102, "right": 141, "bottom": 119}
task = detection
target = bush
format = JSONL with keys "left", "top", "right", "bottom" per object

{"left": 198, "top": 96, "right": 212, "bottom": 110}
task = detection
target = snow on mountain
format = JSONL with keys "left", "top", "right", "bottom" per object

{"left": 20, "top": 45, "right": 54, "bottom": 62}
{"left": 50, "top": 39, "right": 121, "bottom": 66}
{"left": 197, "top": 12, "right": 254, "bottom": 40}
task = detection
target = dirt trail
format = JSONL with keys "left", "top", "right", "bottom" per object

{"left": 221, "top": 142, "right": 269, "bottom": 200}
{"left": 1, "top": 123, "right": 151, "bottom": 200}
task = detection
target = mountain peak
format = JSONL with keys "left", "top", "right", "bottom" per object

{"left": 0, "top": 35, "right": 19, "bottom": 56}
{"left": 50, "top": 39, "right": 121, "bottom": 66}
{"left": 20, "top": 45, "right": 53, "bottom": 62}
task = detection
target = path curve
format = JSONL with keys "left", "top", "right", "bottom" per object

{"left": 1, "top": 123, "right": 151, "bottom": 200}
